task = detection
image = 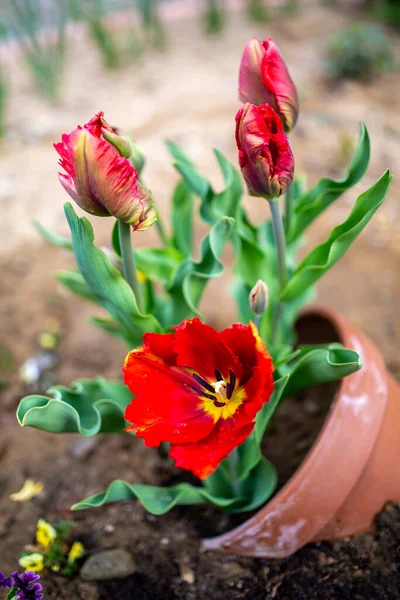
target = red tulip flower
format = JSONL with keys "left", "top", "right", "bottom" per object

{"left": 54, "top": 112, "right": 156, "bottom": 231}
{"left": 239, "top": 37, "right": 298, "bottom": 133}
{"left": 123, "top": 318, "right": 274, "bottom": 479}
{"left": 235, "top": 102, "right": 294, "bottom": 199}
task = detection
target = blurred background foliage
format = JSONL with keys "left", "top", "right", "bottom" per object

{"left": 0, "top": 0, "right": 397, "bottom": 137}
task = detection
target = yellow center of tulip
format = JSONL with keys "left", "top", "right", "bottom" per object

{"left": 193, "top": 371, "right": 246, "bottom": 423}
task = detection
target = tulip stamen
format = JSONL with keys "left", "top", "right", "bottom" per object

{"left": 193, "top": 373, "right": 216, "bottom": 394}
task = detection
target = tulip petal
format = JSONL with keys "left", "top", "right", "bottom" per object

{"left": 170, "top": 422, "right": 255, "bottom": 480}
{"left": 261, "top": 39, "right": 298, "bottom": 132}
{"left": 239, "top": 38, "right": 271, "bottom": 106}
{"left": 174, "top": 317, "right": 243, "bottom": 382}
{"left": 123, "top": 345, "right": 215, "bottom": 446}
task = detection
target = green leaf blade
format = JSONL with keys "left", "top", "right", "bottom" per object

{"left": 64, "top": 203, "right": 162, "bottom": 345}
{"left": 287, "top": 123, "right": 371, "bottom": 242}
{"left": 281, "top": 171, "right": 392, "bottom": 302}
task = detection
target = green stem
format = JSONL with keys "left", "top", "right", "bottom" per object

{"left": 228, "top": 447, "right": 241, "bottom": 496}
{"left": 139, "top": 175, "right": 168, "bottom": 246}
{"left": 268, "top": 198, "right": 288, "bottom": 345}
{"left": 284, "top": 184, "right": 294, "bottom": 237}
{"left": 253, "top": 314, "right": 262, "bottom": 328}
{"left": 118, "top": 219, "right": 145, "bottom": 313}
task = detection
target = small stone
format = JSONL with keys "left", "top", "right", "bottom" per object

{"left": 217, "top": 561, "right": 248, "bottom": 581}
{"left": 303, "top": 399, "right": 320, "bottom": 416}
{"left": 104, "top": 523, "right": 115, "bottom": 534}
{"left": 180, "top": 554, "right": 195, "bottom": 585}
{"left": 68, "top": 437, "right": 100, "bottom": 459}
{"left": 78, "top": 582, "right": 99, "bottom": 600}
{"left": 80, "top": 549, "right": 136, "bottom": 581}
{"left": 160, "top": 537, "right": 169, "bottom": 545}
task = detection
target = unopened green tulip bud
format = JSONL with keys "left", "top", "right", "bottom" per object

{"left": 102, "top": 127, "right": 146, "bottom": 175}
{"left": 249, "top": 279, "right": 269, "bottom": 315}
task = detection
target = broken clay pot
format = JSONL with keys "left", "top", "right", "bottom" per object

{"left": 202, "top": 306, "right": 400, "bottom": 558}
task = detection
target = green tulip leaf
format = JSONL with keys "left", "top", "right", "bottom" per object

{"left": 17, "top": 378, "right": 131, "bottom": 436}
{"left": 158, "top": 217, "right": 234, "bottom": 325}
{"left": 281, "top": 343, "right": 362, "bottom": 397}
{"left": 165, "top": 139, "right": 196, "bottom": 168}
{"left": 171, "top": 180, "right": 194, "bottom": 257}
{"left": 281, "top": 171, "right": 392, "bottom": 302}
{"left": 287, "top": 123, "right": 371, "bottom": 243}
{"left": 56, "top": 270, "right": 98, "bottom": 302}
{"left": 172, "top": 147, "right": 242, "bottom": 224}
{"left": 232, "top": 457, "right": 277, "bottom": 513}
{"left": 170, "top": 147, "right": 268, "bottom": 288}
{"left": 254, "top": 375, "right": 290, "bottom": 444}
{"left": 90, "top": 316, "right": 130, "bottom": 342}
{"left": 65, "top": 203, "right": 162, "bottom": 345}
{"left": 33, "top": 220, "right": 73, "bottom": 250}
{"left": 72, "top": 480, "right": 239, "bottom": 514}
{"left": 135, "top": 247, "right": 183, "bottom": 284}
{"left": 232, "top": 209, "right": 272, "bottom": 287}
{"left": 72, "top": 456, "right": 277, "bottom": 515}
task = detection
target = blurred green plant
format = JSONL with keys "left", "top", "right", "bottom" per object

{"left": 325, "top": 24, "right": 394, "bottom": 81}
{"left": 136, "top": 0, "right": 166, "bottom": 50}
{"left": 247, "top": 0, "right": 269, "bottom": 23}
{"left": 374, "top": 0, "right": 400, "bottom": 30}
{"left": 86, "top": 0, "right": 120, "bottom": 70}
{"left": 10, "top": 0, "right": 67, "bottom": 101}
{"left": 204, "top": 0, "right": 226, "bottom": 35}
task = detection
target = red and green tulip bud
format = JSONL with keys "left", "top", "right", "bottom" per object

{"left": 235, "top": 103, "right": 294, "bottom": 199}
{"left": 239, "top": 37, "right": 298, "bottom": 133}
{"left": 249, "top": 279, "right": 269, "bottom": 316}
{"left": 54, "top": 112, "right": 156, "bottom": 231}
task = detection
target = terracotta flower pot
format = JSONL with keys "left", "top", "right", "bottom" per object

{"left": 202, "top": 306, "right": 400, "bottom": 558}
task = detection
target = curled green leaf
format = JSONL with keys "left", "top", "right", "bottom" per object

{"left": 72, "top": 457, "right": 277, "bottom": 515}
{"left": 17, "top": 378, "right": 131, "bottom": 436}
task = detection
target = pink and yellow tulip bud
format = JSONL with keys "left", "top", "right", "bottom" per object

{"left": 54, "top": 112, "right": 156, "bottom": 231}
{"left": 235, "top": 103, "right": 294, "bottom": 199}
{"left": 239, "top": 37, "right": 298, "bottom": 133}
{"left": 249, "top": 279, "right": 269, "bottom": 316}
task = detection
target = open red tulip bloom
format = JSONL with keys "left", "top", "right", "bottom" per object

{"left": 123, "top": 318, "right": 274, "bottom": 479}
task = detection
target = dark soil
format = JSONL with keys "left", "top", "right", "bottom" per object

{"left": 2, "top": 305, "right": 399, "bottom": 599}
{"left": 1, "top": 4, "right": 400, "bottom": 599}
{"left": 32, "top": 502, "right": 400, "bottom": 600}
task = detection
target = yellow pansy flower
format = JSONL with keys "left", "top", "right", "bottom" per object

{"left": 68, "top": 541, "right": 85, "bottom": 563}
{"left": 36, "top": 519, "right": 57, "bottom": 549}
{"left": 19, "top": 553, "right": 44, "bottom": 573}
